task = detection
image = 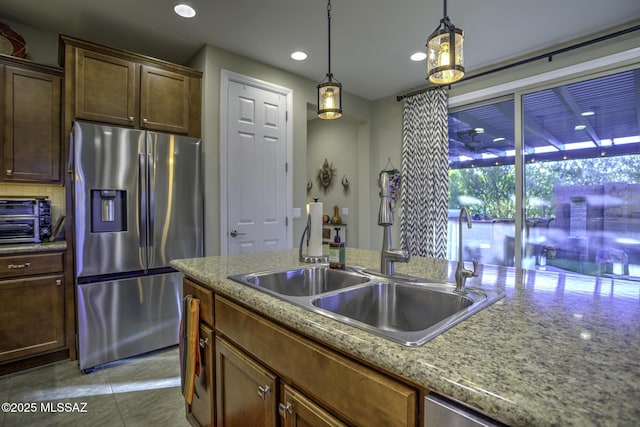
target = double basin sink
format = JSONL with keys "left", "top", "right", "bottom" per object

{"left": 228, "top": 265, "right": 504, "bottom": 346}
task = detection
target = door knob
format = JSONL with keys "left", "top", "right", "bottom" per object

{"left": 230, "top": 230, "right": 246, "bottom": 237}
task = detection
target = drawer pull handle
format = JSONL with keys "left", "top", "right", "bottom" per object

{"left": 278, "top": 402, "right": 292, "bottom": 417}
{"left": 8, "top": 262, "right": 31, "bottom": 269}
{"left": 56, "top": 279, "right": 62, "bottom": 286}
{"left": 257, "top": 385, "right": 271, "bottom": 400}
{"left": 6, "top": 169, "right": 12, "bottom": 176}
{"left": 199, "top": 337, "right": 208, "bottom": 348}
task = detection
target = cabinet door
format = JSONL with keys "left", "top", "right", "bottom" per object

{"left": 187, "top": 323, "right": 215, "bottom": 427}
{"left": 75, "top": 48, "right": 137, "bottom": 127}
{"left": 0, "top": 274, "right": 64, "bottom": 363}
{"left": 280, "top": 385, "right": 347, "bottom": 427}
{"left": 140, "top": 65, "right": 190, "bottom": 134}
{"left": 2, "top": 66, "right": 61, "bottom": 182}
{"left": 215, "top": 336, "right": 277, "bottom": 427}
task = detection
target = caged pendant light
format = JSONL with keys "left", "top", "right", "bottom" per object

{"left": 317, "top": 0, "right": 342, "bottom": 119}
{"left": 426, "top": 0, "right": 465, "bottom": 85}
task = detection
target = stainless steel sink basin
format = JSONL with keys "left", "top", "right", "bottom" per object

{"left": 228, "top": 265, "right": 505, "bottom": 346}
{"left": 311, "top": 282, "right": 474, "bottom": 332}
{"left": 228, "top": 265, "right": 369, "bottom": 296}
{"left": 309, "top": 281, "right": 499, "bottom": 346}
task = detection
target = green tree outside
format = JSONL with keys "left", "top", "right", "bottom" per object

{"left": 448, "top": 155, "right": 640, "bottom": 219}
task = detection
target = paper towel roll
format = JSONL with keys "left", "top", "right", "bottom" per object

{"left": 307, "top": 201, "right": 323, "bottom": 257}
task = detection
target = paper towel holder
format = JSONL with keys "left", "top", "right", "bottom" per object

{"left": 299, "top": 203, "right": 329, "bottom": 263}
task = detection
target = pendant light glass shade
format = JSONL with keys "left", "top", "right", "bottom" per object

{"left": 317, "top": 0, "right": 342, "bottom": 119}
{"left": 426, "top": 1, "right": 464, "bottom": 85}
{"left": 318, "top": 80, "right": 342, "bottom": 119}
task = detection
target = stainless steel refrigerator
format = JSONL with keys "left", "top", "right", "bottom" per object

{"left": 71, "top": 121, "right": 203, "bottom": 372}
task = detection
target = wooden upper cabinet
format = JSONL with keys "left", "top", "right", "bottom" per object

{"left": 140, "top": 65, "right": 190, "bottom": 135}
{"left": 62, "top": 35, "right": 202, "bottom": 137}
{"left": 74, "top": 48, "right": 137, "bottom": 127}
{"left": 2, "top": 62, "right": 62, "bottom": 183}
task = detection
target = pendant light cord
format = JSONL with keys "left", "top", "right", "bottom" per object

{"left": 327, "top": 0, "right": 333, "bottom": 79}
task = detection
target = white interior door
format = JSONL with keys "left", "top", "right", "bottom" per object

{"left": 224, "top": 75, "right": 290, "bottom": 254}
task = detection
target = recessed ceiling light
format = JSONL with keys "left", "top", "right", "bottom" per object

{"left": 174, "top": 4, "right": 196, "bottom": 18}
{"left": 492, "top": 137, "right": 505, "bottom": 143}
{"left": 474, "top": 127, "right": 485, "bottom": 134}
{"left": 291, "top": 51, "right": 308, "bottom": 61}
{"left": 410, "top": 52, "right": 427, "bottom": 62}
{"left": 581, "top": 110, "right": 595, "bottom": 116}
{"left": 574, "top": 124, "right": 587, "bottom": 131}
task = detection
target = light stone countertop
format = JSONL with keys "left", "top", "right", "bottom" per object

{"left": 171, "top": 248, "right": 640, "bottom": 427}
{"left": 0, "top": 240, "right": 67, "bottom": 255}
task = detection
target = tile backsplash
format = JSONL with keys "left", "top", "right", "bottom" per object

{"left": 0, "top": 183, "right": 66, "bottom": 220}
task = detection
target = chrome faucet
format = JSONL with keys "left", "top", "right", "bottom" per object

{"left": 455, "top": 207, "right": 479, "bottom": 293}
{"left": 379, "top": 172, "right": 409, "bottom": 275}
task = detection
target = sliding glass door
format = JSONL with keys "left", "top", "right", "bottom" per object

{"left": 448, "top": 67, "right": 640, "bottom": 280}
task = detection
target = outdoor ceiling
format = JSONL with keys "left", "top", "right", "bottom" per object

{"left": 0, "top": 0, "right": 639, "bottom": 101}
{"left": 448, "top": 69, "right": 640, "bottom": 169}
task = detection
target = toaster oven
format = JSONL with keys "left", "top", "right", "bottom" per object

{"left": 0, "top": 198, "right": 52, "bottom": 244}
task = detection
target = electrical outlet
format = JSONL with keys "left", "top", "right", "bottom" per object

{"left": 341, "top": 207, "right": 348, "bottom": 216}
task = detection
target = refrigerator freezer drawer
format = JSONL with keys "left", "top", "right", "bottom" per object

{"left": 77, "top": 271, "right": 183, "bottom": 371}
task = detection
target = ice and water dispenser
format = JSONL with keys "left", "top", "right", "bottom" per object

{"left": 91, "top": 189, "right": 127, "bottom": 232}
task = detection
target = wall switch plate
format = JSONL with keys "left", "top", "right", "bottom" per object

{"left": 292, "top": 208, "right": 301, "bottom": 219}
{"left": 341, "top": 207, "right": 348, "bottom": 216}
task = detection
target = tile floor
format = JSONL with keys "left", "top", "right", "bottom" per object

{"left": 0, "top": 346, "right": 190, "bottom": 427}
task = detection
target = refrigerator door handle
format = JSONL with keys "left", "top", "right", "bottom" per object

{"left": 138, "top": 153, "right": 147, "bottom": 249}
{"left": 148, "top": 153, "right": 155, "bottom": 246}
{"left": 67, "top": 128, "right": 75, "bottom": 175}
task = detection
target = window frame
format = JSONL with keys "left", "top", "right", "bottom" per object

{"left": 448, "top": 58, "right": 640, "bottom": 271}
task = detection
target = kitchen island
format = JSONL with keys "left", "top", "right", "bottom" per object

{"left": 171, "top": 248, "right": 640, "bottom": 426}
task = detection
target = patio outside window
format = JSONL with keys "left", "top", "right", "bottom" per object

{"left": 448, "top": 67, "right": 640, "bottom": 280}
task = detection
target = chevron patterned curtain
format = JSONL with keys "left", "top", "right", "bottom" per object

{"left": 400, "top": 88, "right": 449, "bottom": 258}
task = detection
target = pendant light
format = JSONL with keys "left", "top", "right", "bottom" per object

{"left": 426, "top": 0, "right": 465, "bottom": 85}
{"left": 317, "top": 0, "right": 342, "bottom": 119}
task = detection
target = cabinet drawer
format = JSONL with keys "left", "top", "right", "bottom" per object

{"left": 215, "top": 296, "right": 417, "bottom": 427}
{"left": 183, "top": 278, "right": 213, "bottom": 326}
{"left": 0, "top": 252, "right": 63, "bottom": 279}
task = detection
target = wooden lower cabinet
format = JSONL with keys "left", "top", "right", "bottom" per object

{"left": 182, "top": 277, "right": 418, "bottom": 427}
{"left": 215, "top": 336, "right": 277, "bottom": 427}
{"left": 0, "top": 275, "right": 64, "bottom": 362}
{"left": 280, "top": 385, "right": 347, "bottom": 427}
{"left": 215, "top": 296, "right": 417, "bottom": 427}
{"left": 215, "top": 336, "right": 345, "bottom": 427}
{"left": 184, "top": 278, "right": 215, "bottom": 427}
{"left": 186, "top": 323, "right": 215, "bottom": 427}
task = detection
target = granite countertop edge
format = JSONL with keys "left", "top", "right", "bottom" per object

{"left": 0, "top": 241, "right": 67, "bottom": 254}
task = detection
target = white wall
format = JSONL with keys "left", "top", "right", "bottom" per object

{"left": 0, "top": 18, "right": 59, "bottom": 66}
{"left": 307, "top": 117, "right": 359, "bottom": 247}
{"left": 189, "top": 44, "right": 373, "bottom": 255}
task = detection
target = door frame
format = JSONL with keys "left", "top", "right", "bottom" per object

{"left": 219, "top": 69, "right": 293, "bottom": 255}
